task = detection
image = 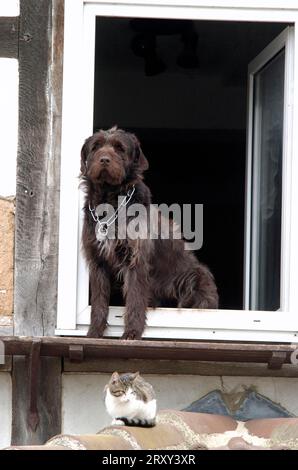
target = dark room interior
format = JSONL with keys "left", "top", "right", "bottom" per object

{"left": 93, "top": 18, "right": 287, "bottom": 309}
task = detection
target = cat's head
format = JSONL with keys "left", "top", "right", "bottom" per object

{"left": 108, "top": 371, "right": 140, "bottom": 397}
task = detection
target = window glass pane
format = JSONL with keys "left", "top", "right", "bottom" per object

{"left": 250, "top": 50, "right": 285, "bottom": 310}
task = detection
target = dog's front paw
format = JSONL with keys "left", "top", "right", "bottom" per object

{"left": 121, "top": 330, "right": 142, "bottom": 340}
{"left": 112, "top": 419, "right": 125, "bottom": 426}
{"left": 197, "top": 296, "right": 218, "bottom": 309}
{"left": 87, "top": 325, "right": 105, "bottom": 338}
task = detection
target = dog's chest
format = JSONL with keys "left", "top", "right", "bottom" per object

{"left": 97, "top": 238, "right": 132, "bottom": 273}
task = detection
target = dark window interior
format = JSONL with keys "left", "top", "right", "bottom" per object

{"left": 93, "top": 18, "right": 287, "bottom": 309}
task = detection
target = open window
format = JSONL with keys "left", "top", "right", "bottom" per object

{"left": 57, "top": 1, "right": 298, "bottom": 342}
{"left": 245, "top": 30, "right": 292, "bottom": 312}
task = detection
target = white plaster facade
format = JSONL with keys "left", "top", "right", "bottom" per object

{"left": 0, "top": 3, "right": 19, "bottom": 198}
{"left": 0, "top": 0, "right": 18, "bottom": 449}
{"left": 0, "top": 373, "right": 12, "bottom": 448}
{"left": 62, "top": 374, "right": 298, "bottom": 435}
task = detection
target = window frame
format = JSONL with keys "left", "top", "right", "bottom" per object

{"left": 56, "top": 0, "right": 298, "bottom": 342}
{"left": 244, "top": 27, "right": 294, "bottom": 311}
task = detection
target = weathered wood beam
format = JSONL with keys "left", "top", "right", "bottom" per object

{"left": 12, "top": 0, "right": 64, "bottom": 446}
{"left": 12, "top": 356, "right": 61, "bottom": 446}
{"left": 64, "top": 357, "right": 298, "bottom": 378}
{"left": 268, "top": 351, "right": 287, "bottom": 370}
{"left": 14, "top": 0, "right": 62, "bottom": 337}
{"left": 2, "top": 335, "right": 298, "bottom": 363}
{"left": 0, "top": 17, "right": 19, "bottom": 58}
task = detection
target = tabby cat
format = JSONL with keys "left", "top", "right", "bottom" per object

{"left": 104, "top": 372, "right": 157, "bottom": 427}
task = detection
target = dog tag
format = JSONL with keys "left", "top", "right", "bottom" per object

{"left": 96, "top": 222, "right": 108, "bottom": 241}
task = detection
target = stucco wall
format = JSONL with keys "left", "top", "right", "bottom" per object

{"left": 0, "top": 198, "right": 15, "bottom": 318}
{"left": 62, "top": 373, "right": 298, "bottom": 435}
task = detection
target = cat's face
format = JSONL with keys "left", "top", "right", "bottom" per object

{"left": 108, "top": 372, "right": 139, "bottom": 397}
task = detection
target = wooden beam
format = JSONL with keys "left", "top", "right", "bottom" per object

{"left": 12, "top": 0, "right": 64, "bottom": 446}
{"left": 0, "top": 17, "right": 19, "bottom": 58}
{"left": 27, "top": 339, "right": 41, "bottom": 431}
{"left": 69, "top": 345, "right": 84, "bottom": 362}
{"left": 2, "top": 335, "right": 298, "bottom": 363}
{"left": 12, "top": 356, "right": 61, "bottom": 446}
{"left": 268, "top": 351, "right": 287, "bottom": 370}
{"left": 14, "top": 0, "right": 62, "bottom": 337}
{"left": 63, "top": 358, "right": 298, "bottom": 378}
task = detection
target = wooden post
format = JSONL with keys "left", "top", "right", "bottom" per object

{"left": 0, "top": 17, "right": 19, "bottom": 58}
{"left": 12, "top": 0, "right": 64, "bottom": 445}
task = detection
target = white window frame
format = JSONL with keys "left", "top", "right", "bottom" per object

{"left": 56, "top": 0, "right": 298, "bottom": 342}
{"left": 244, "top": 27, "right": 294, "bottom": 311}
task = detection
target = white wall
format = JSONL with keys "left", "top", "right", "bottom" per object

{"left": 0, "top": 0, "right": 19, "bottom": 16}
{"left": 0, "top": 373, "right": 12, "bottom": 448}
{"left": 0, "top": 0, "right": 18, "bottom": 449}
{"left": 62, "top": 373, "right": 298, "bottom": 435}
{"left": 0, "top": 1, "right": 19, "bottom": 197}
{"left": 0, "top": 59, "right": 18, "bottom": 196}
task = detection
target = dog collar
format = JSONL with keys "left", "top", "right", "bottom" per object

{"left": 88, "top": 185, "right": 135, "bottom": 241}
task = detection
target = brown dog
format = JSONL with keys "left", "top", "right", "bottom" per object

{"left": 80, "top": 127, "right": 218, "bottom": 339}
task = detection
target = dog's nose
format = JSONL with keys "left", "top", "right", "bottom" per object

{"left": 100, "top": 155, "right": 110, "bottom": 165}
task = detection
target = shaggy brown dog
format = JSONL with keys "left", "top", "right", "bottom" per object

{"left": 81, "top": 127, "right": 218, "bottom": 339}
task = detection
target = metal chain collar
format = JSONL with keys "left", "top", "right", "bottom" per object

{"left": 88, "top": 185, "right": 136, "bottom": 240}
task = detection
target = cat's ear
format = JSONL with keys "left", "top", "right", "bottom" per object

{"left": 132, "top": 372, "right": 140, "bottom": 381}
{"left": 111, "top": 371, "right": 119, "bottom": 381}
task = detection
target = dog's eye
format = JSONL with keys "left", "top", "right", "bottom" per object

{"left": 114, "top": 142, "right": 124, "bottom": 152}
{"left": 92, "top": 142, "right": 101, "bottom": 151}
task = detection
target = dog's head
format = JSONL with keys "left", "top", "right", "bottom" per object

{"left": 80, "top": 127, "right": 149, "bottom": 186}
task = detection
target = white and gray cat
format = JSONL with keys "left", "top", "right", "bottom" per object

{"left": 104, "top": 371, "right": 157, "bottom": 427}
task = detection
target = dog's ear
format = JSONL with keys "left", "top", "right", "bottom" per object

{"left": 138, "top": 147, "right": 149, "bottom": 172}
{"left": 80, "top": 139, "right": 90, "bottom": 175}
{"left": 132, "top": 135, "right": 149, "bottom": 172}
